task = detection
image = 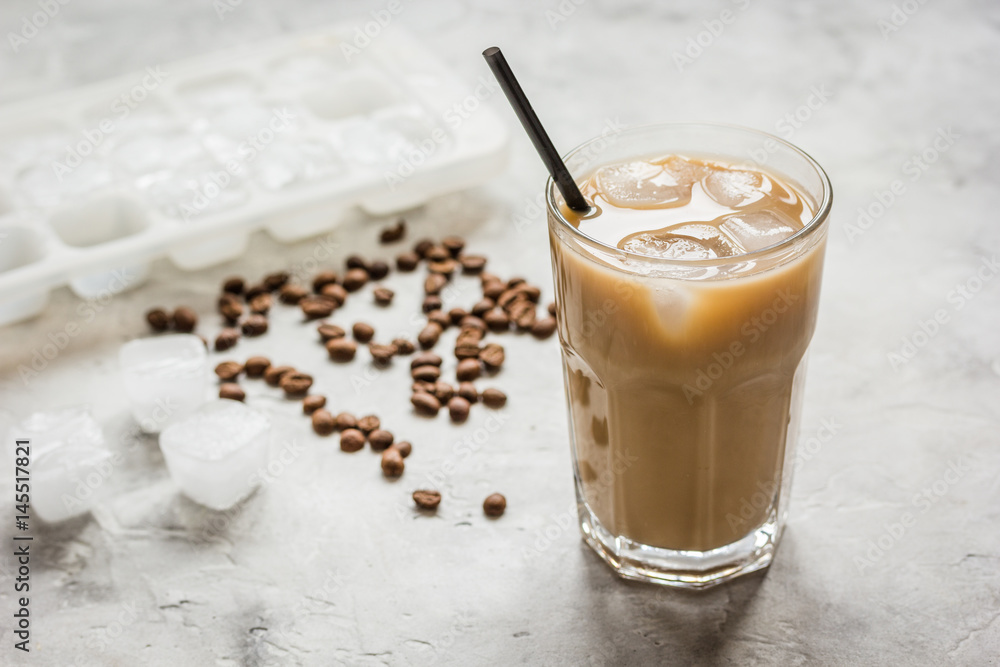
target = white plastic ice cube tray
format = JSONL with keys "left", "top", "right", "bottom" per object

{"left": 0, "top": 24, "right": 508, "bottom": 325}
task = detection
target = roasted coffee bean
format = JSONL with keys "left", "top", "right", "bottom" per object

{"left": 412, "top": 489, "right": 441, "bottom": 510}
{"left": 456, "top": 358, "right": 481, "bottom": 382}
{"left": 412, "top": 365, "right": 441, "bottom": 382}
{"left": 222, "top": 276, "right": 245, "bottom": 295}
{"left": 411, "top": 391, "right": 441, "bottom": 416}
{"left": 242, "top": 314, "right": 269, "bottom": 336}
{"left": 381, "top": 447, "right": 405, "bottom": 477}
{"left": 531, "top": 316, "right": 557, "bottom": 339}
{"left": 249, "top": 293, "right": 272, "bottom": 315}
{"left": 457, "top": 382, "right": 478, "bottom": 404}
{"left": 280, "top": 372, "right": 313, "bottom": 396}
{"left": 303, "top": 395, "right": 327, "bottom": 414}
{"left": 215, "top": 328, "right": 240, "bottom": 351}
{"left": 448, "top": 307, "right": 469, "bottom": 325}
{"left": 244, "top": 356, "right": 271, "bottom": 378}
{"left": 479, "top": 343, "right": 505, "bottom": 370}
{"left": 263, "top": 271, "right": 290, "bottom": 291}
{"left": 522, "top": 285, "right": 542, "bottom": 302}
{"left": 412, "top": 380, "right": 436, "bottom": 394}
{"left": 326, "top": 338, "right": 357, "bottom": 362}
{"left": 426, "top": 245, "right": 449, "bottom": 262}
{"left": 345, "top": 254, "right": 368, "bottom": 271}
{"left": 219, "top": 383, "right": 245, "bottom": 401}
{"left": 218, "top": 294, "right": 244, "bottom": 322}
{"left": 311, "top": 408, "right": 335, "bottom": 435}
{"left": 427, "top": 310, "right": 450, "bottom": 329}
{"left": 433, "top": 381, "right": 454, "bottom": 403}
{"left": 413, "top": 238, "right": 434, "bottom": 257}
{"left": 264, "top": 365, "right": 294, "bottom": 386}
{"left": 368, "top": 429, "right": 394, "bottom": 451}
{"left": 454, "top": 341, "right": 480, "bottom": 360}
{"left": 369, "top": 342, "right": 396, "bottom": 366}
{"left": 447, "top": 396, "right": 470, "bottom": 423}
{"left": 456, "top": 326, "right": 483, "bottom": 345}
{"left": 392, "top": 338, "right": 415, "bottom": 355}
{"left": 460, "top": 255, "right": 487, "bottom": 273}
{"left": 369, "top": 260, "right": 390, "bottom": 280}
{"left": 396, "top": 251, "right": 419, "bottom": 271}
{"left": 471, "top": 298, "right": 494, "bottom": 317}
{"left": 507, "top": 277, "right": 526, "bottom": 289}
{"left": 146, "top": 307, "right": 170, "bottom": 331}
{"left": 547, "top": 301, "right": 557, "bottom": 317}
{"left": 411, "top": 352, "right": 443, "bottom": 368}
{"left": 335, "top": 412, "right": 358, "bottom": 431}
{"left": 483, "top": 280, "right": 505, "bottom": 301}
{"left": 244, "top": 284, "right": 268, "bottom": 301}
{"left": 393, "top": 441, "right": 412, "bottom": 458}
{"left": 484, "top": 309, "right": 509, "bottom": 331}
{"left": 510, "top": 301, "right": 537, "bottom": 330}
{"left": 373, "top": 287, "right": 394, "bottom": 306}
{"left": 340, "top": 428, "right": 365, "bottom": 453}
{"left": 321, "top": 283, "right": 348, "bottom": 306}
{"left": 215, "top": 361, "right": 243, "bottom": 381}
{"left": 460, "top": 315, "right": 486, "bottom": 332}
{"left": 317, "top": 323, "right": 346, "bottom": 341}
{"left": 417, "top": 322, "right": 442, "bottom": 349}
{"left": 312, "top": 271, "right": 338, "bottom": 293}
{"left": 301, "top": 295, "right": 337, "bottom": 319}
{"left": 497, "top": 288, "right": 523, "bottom": 310}
{"left": 380, "top": 218, "right": 406, "bottom": 243}
{"left": 357, "top": 415, "right": 380, "bottom": 433}
{"left": 483, "top": 493, "right": 506, "bottom": 517}
{"left": 172, "top": 307, "right": 198, "bottom": 333}
{"left": 422, "top": 295, "right": 443, "bottom": 313}
{"left": 352, "top": 322, "right": 375, "bottom": 343}
{"left": 442, "top": 235, "right": 465, "bottom": 257}
{"left": 342, "top": 268, "right": 368, "bottom": 292}
{"left": 424, "top": 273, "right": 447, "bottom": 295}
{"left": 427, "top": 259, "right": 456, "bottom": 275}
{"left": 480, "top": 271, "right": 500, "bottom": 285}
{"left": 481, "top": 388, "right": 507, "bottom": 408}
{"left": 280, "top": 283, "right": 308, "bottom": 304}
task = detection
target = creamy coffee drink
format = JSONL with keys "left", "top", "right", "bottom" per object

{"left": 550, "top": 154, "right": 826, "bottom": 553}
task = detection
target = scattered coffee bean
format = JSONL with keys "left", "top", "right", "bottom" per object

{"left": 172, "top": 307, "right": 198, "bottom": 333}
{"left": 448, "top": 307, "right": 469, "bottom": 325}
{"left": 219, "top": 383, "right": 245, "bottom": 401}
{"left": 413, "top": 238, "right": 434, "bottom": 257}
{"left": 456, "top": 358, "right": 481, "bottom": 382}
{"left": 249, "top": 293, "right": 272, "bottom": 316}
{"left": 411, "top": 352, "right": 442, "bottom": 368}
{"left": 426, "top": 245, "right": 449, "bottom": 262}
{"left": 280, "top": 283, "right": 308, "bottom": 304}
{"left": 321, "top": 283, "right": 348, "bottom": 306}
{"left": 312, "top": 408, "right": 335, "bottom": 435}
{"left": 393, "top": 441, "right": 412, "bottom": 458}
{"left": 340, "top": 428, "right": 365, "bottom": 453}
{"left": 242, "top": 314, "right": 269, "bottom": 337}
{"left": 215, "top": 328, "right": 240, "bottom": 351}
{"left": 380, "top": 218, "right": 406, "bottom": 243}
{"left": 507, "top": 277, "right": 526, "bottom": 289}
{"left": 244, "top": 284, "right": 268, "bottom": 301}
{"left": 442, "top": 235, "right": 465, "bottom": 257}
{"left": 427, "top": 259, "right": 456, "bottom": 275}
{"left": 531, "top": 316, "right": 557, "bottom": 339}
{"left": 547, "top": 301, "right": 557, "bottom": 317}
{"left": 368, "top": 429, "right": 394, "bottom": 451}
{"left": 484, "top": 309, "right": 509, "bottom": 331}
{"left": 417, "top": 322, "right": 442, "bottom": 349}
{"left": 222, "top": 276, "right": 245, "bottom": 295}
{"left": 280, "top": 372, "right": 313, "bottom": 396}
{"left": 510, "top": 302, "right": 536, "bottom": 330}
{"left": 263, "top": 271, "right": 290, "bottom": 291}
{"left": 460, "top": 315, "right": 486, "bottom": 332}
{"left": 357, "top": 415, "right": 381, "bottom": 433}
{"left": 481, "top": 388, "right": 507, "bottom": 408}
{"left": 303, "top": 395, "right": 327, "bottom": 415}
{"left": 146, "top": 307, "right": 170, "bottom": 331}
{"left": 457, "top": 382, "right": 478, "bottom": 404}
{"left": 427, "top": 310, "right": 449, "bottom": 329}
{"left": 244, "top": 356, "right": 271, "bottom": 378}
{"left": 422, "top": 295, "right": 443, "bottom": 313}
{"left": 369, "top": 342, "right": 396, "bottom": 366}
{"left": 454, "top": 341, "right": 480, "bottom": 360}
{"left": 471, "top": 299, "right": 494, "bottom": 317}
{"left": 460, "top": 254, "right": 487, "bottom": 273}
{"left": 219, "top": 294, "right": 244, "bottom": 322}
{"left": 448, "top": 396, "right": 470, "bottom": 423}
{"left": 373, "top": 287, "right": 394, "bottom": 306}
{"left": 483, "top": 493, "right": 506, "bottom": 517}
{"left": 479, "top": 343, "right": 505, "bottom": 370}
{"left": 326, "top": 338, "right": 357, "bottom": 362}
{"left": 412, "top": 489, "right": 441, "bottom": 510}
{"left": 411, "top": 391, "right": 441, "bottom": 416}
{"left": 483, "top": 281, "right": 505, "bottom": 301}
{"left": 215, "top": 361, "right": 243, "bottom": 381}
{"left": 424, "top": 273, "right": 447, "bottom": 295}
{"left": 392, "top": 338, "right": 415, "bottom": 355}
{"left": 412, "top": 365, "right": 441, "bottom": 382}
{"left": 381, "top": 447, "right": 405, "bottom": 477}
{"left": 353, "top": 322, "right": 375, "bottom": 343}
{"left": 264, "top": 365, "right": 294, "bottom": 386}
{"left": 433, "top": 381, "right": 454, "bottom": 403}
{"left": 369, "top": 260, "right": 390, "bottom": 280}
{"left": 412, "top": 380, "right": 436, "bottom": 394}
{"left": 317, "top": 323, "right": 346, "bottom": 341}
{"left": 522, "top": 285, "right": 542, "bottom": 302}
{"left": 345, "top": 254, "right": 368, "bottom": 271}
{"left": 498, "top": 288, "right": 523, "bottom": 310}
{"left": 396, "top": 252, "right": 419, "bottom": 271}
{"left": 342, "top": 268, "right": 369, "bottom": 292}
{"left": 312, "top": 271, "right": 338, "bottom": 293}
{"left": 335, "top": 412, "right": 358, "bottom": 431}
{"left": 301, "top": 295, "right": 337, "bottom": 319}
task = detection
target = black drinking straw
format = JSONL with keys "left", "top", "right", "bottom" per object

{"left": 482, "top": 46, "right": 592, "bottom": 213}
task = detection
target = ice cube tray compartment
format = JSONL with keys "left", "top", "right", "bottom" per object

{"left": 0, "top": 23, "right": 509, "bottom": 323}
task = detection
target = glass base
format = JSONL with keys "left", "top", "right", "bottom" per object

{"left": 577, "top": 498, "right": 780, "bottom": 590}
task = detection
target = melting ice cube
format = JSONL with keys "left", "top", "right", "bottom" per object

{"left": 119, "top": 335, "right": 208, "bottom": 433}
{"left": 621, "top": 223, "right": 740, "bottom": 260}
{"left": 719, "top": 210, "right": 800, "bottom": 252}
{"left": 596, "top": 161, "right": 690, "bottom": 208}
{"left": 159, "top": 400, "right": 271, "bottom": 511}
{"left": 703, "top": 168, "right": 769, "bottom": 208}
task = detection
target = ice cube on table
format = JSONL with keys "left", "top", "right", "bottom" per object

{"left": 159, "top": 400, "right": 271, "bottom": 511}
{"left": 719, "top": 210, "right": 800, "bottom": 252}
{"left": 621, "top": 223, "right": 741, "bottom": 260}
{"left": 703, "top": 168, "right": 769, "bottom": 208}
{"left": 596, "top": 161, "right": 690, "bottom": 208}
{"left": 6, "top": 407, "right": 112, "bottom": 523}
{"left": 119, "top": 335, "right": 207, "bottom": 433}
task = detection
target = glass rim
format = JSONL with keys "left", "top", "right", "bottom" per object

{"left": 545, "top": 121, "right": 834, "bottom": 268}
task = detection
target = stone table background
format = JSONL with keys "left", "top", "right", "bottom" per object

{"left": 0, "top": 0, "right": 998, "bottom": 665}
